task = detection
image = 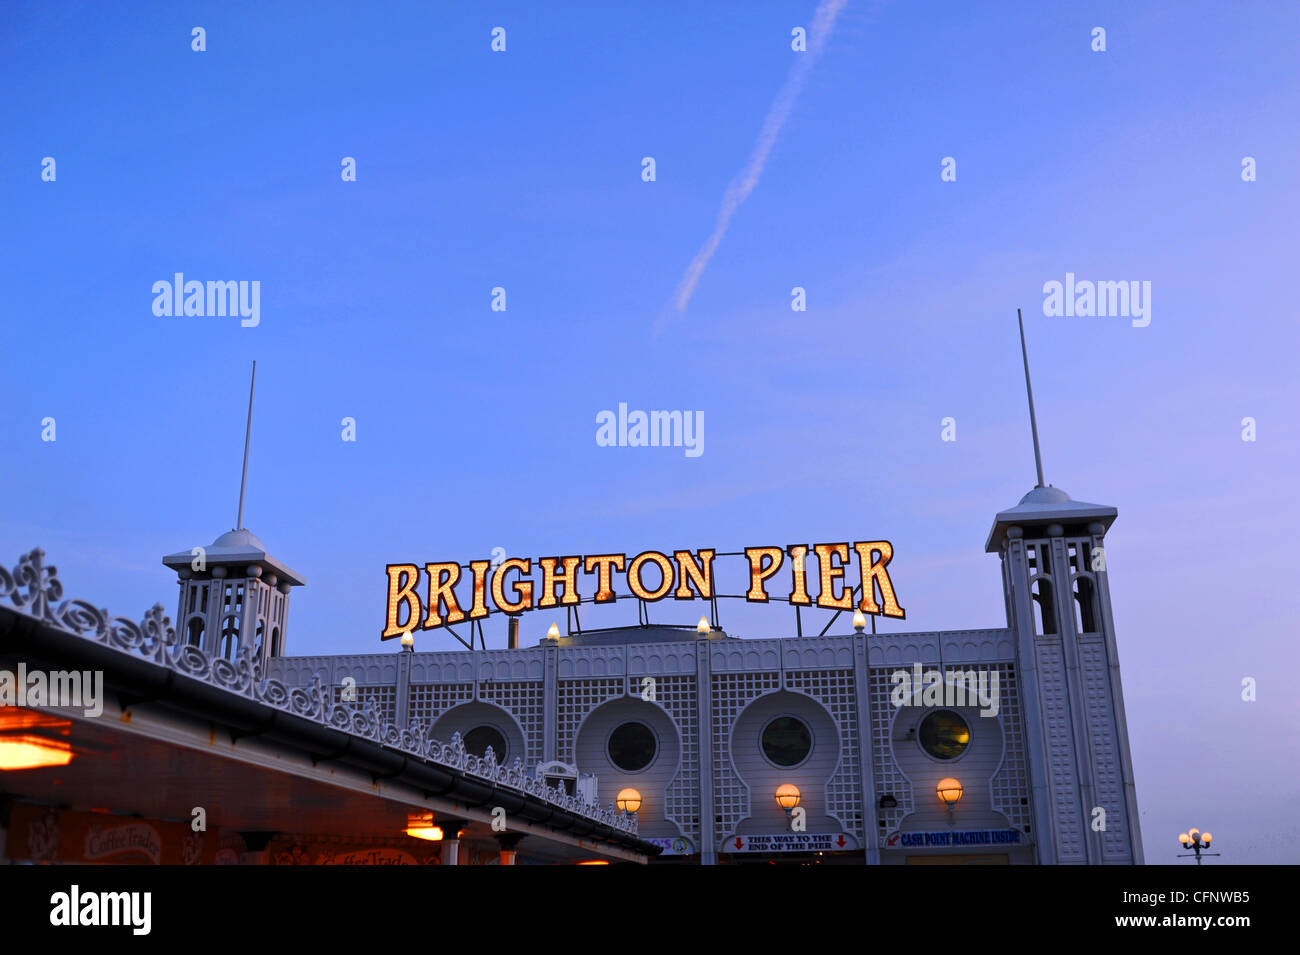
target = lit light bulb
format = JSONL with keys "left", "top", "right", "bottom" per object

{"left": 406, "top": 825, "right": 444, "bottom": 842}
{"left": 936, "top": 777, "right": 964, "bottom": 806}
{"left": 546, "top": 622, "right": 560, "bottom": 639}
{"left": 697, "top": 616, "right": 710, "bottom": 635}
{"left": 852, "top": 609, "right": 866, "bottom": 632}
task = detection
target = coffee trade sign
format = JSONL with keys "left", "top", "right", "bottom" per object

{"left": 383, "top": 541, "right": 905, "bottom": 639}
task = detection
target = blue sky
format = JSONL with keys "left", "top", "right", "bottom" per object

{"left": 2, "top": 0, "right": 1298, "bottom": 862}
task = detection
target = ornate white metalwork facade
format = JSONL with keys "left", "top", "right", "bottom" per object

{"left": 1, "top": 477, "right": 1144, "bottom": 864}
{"left": 0, "top": 548, "right": 638, "bottom": 839}
{"left": 262, "top": 483, "right": 1144, "bottom": 865}
{"left": 269, "top": 626, "right": 1050, "bottom": 863}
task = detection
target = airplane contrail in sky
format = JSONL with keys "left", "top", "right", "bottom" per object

{"left": 663, "top": 0, "right": 849, "bottom": 325}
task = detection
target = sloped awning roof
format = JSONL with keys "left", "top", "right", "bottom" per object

{"left": 0, "top": 548, "right": 657, "bottom": 863}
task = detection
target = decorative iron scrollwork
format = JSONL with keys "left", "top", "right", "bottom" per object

{"left": 1, "top": 549, "right": 639, "bottom": 836}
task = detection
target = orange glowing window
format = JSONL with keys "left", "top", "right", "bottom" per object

{"left": 0, "top": 710, "right": 73, "bottom": 770}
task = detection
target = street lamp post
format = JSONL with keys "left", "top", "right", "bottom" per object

{"left": 1177, "top": 829, "right": 1219, "bottom": 864}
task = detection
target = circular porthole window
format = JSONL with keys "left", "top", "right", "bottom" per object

{"left": 463, "top": 725, "right": 508, "bottom": 762}
{"left": 761, "top": 715, "right": 813, "bottom": 767}
{"left": 607, "top": 721, "right": 657, "bottom": 772}
{"left": 918, "top": 709, "right": 970, "bottom": 760}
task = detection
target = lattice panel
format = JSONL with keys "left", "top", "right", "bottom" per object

{"left": 556, "top": 678, "right": 626, "bottom": 764}
{"left": 1079, "top": 638, "right": 1129, "bottom": 859}
{"left": 408, "top": 682, "right": 473, "bottom": 727}
{"left": 710, "top": 671, "right": 780, "bottom": 839}
{"left": 1037, "top": 640, "right": 1085, "bottom": 861}
{"left": 868, "top": 667, "right": 914, "bottom": 832}
{"left": 785, "top": 668, "right": 862, "bottom": 837}
{"left": 479, "top": 680, "right": 545, "bottom": 768}
{"left": 331, "top": 684, "right": 397, "bottom": 725}
{"left": 642, "top": 674, "right": 699, "bottom": 843}
{"left": 986, "top": 663, "right": 1031, "bottom": 834}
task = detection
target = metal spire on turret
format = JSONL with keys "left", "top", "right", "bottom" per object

{"left": 1017, "top": 309, "right": 1046, "bottom": 489}
{"left": 237, "top": 360, "right": 256, "bottom": 530}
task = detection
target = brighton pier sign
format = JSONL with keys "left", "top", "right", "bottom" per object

{"left": 382, "top": 542, "right": 905, "bottom": 639}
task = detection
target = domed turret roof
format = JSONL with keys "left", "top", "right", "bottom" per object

{"left": 985, "top": 485, "right": 1117, "bottom": 553}
{"left": 161, "top": 527, "right": 305, "bottom": 586}
{"left": 1017, "top": 485, "right": 1073, "bottom": 506}
{"left": 210, "top": 528, "right": 268, "bottom": 552}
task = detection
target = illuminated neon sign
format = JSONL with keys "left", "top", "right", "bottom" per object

{"left": 382, "top": 542, "right": 904, "bottom": 639}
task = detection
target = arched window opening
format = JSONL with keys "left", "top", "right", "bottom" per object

{"left": 1073, "top": 576, "right": 1098, "bottom": 634}
{"left": 221, "top": 615, "right": 240, "bottom": 661}
{"left": 271, "top": 627, "right": 281, "bottom": 656}
{"left": 1027, "top": 545, "right": 1041, "bottom": 577}
{"left": 187, "top": 616, "right": 205, "bottom": 648}
{"left": 254, "top": 622, "right": 265, "bottom": 660}
{"left": 1031, "top": 579, "right": 1057, "bottom": 636}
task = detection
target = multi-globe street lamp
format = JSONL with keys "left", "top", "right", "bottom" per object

{"left": 1177, "top": 829, "right": 1219, "bottom": 864}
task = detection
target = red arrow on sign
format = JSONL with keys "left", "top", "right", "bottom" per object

{"left": 734, "top": 837, "right": 744, "bottom": 850}
{"left": 836, "top": 834, "right": 846, "bottom": 848}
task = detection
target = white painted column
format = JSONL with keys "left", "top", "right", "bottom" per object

{"left": 395, "top": 644, "right": 412, "bottom": 727}
{"left": 542, "top": 645, "right": 558, "bottom": 763}
{"left": 697, "top": 634, "right": 716, "bottom": 865}
{"left": 1004, "top": 534, "right": 1058, "bottom": 865}
{"left": 441, "top": 837, "right": 460, "bottom": 866}
{"left": 439, "top": 820, "right": 465, "bottom": 865}
{"left": 853, "top": 632, "right": 881, "bottom": 865}
{"left": 1090, "top": 524, "right": 1144, "bottom": 863}
{"left": 497, "top": 834, "right": 524, "bottom": 865}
